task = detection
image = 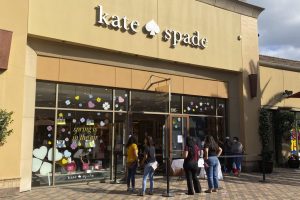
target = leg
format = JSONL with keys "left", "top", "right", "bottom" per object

{"left": 212, "top": 158, "right": 219, "bottom": 189}
{"left": 206, "top": 158, "right": 214, "bottom": 191}
{"left": 142, "top": 165, "right": 151, "bottom": 194}
{"left": 131, "top": 163, "right": 137, "bottom": 190}
{"left": 149, "top": 167, "right": 155, "bottom": 194}
{"left": 191, "top": 164, "right": 201, "bottom": 193}
{"left": 127, "top": 167, "right": 133, "bottom": 189}
{"left": 184, "top": 166, "right": 194, "bottom": 194}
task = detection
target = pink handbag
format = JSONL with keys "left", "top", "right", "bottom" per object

{"left": 82, "top": 163, "right": 89, "bottom": 170}
{"left": 66, "top": 162, "right": 76, "bottom": 172}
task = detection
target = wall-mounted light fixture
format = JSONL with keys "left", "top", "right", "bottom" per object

{"left": 0, "top": 29, "right": 13, "bottom": 71}
{"left": 248, "top": 74, "right": 257, "bottom": 98}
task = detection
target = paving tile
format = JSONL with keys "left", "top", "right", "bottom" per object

{"left": 4, "top": 168, "right": 300, "bottom": 200}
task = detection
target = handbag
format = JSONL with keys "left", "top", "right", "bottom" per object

{"left": 56, "top": 140, "right": 66, "bottom": 148}
{"left": 66, "top": 162, "right": 76, "bottom": 172}
{"left": 85, "top": 140, "right": 96, "bottom": 148}
{"left": 82, "top": 162, "right": 89, "bottom": 170}
{"left": 149, "top": 161, "right": 158, "bottom": 171}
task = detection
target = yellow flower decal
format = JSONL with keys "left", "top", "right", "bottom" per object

{"left": 58, "top": 113, "right": 63, "bottom": 118}
{"left": 48, "top": 141, "right": 52, "bottom": 145}
{"left": 96, "top": 97, "right": 102, "bottom": 103}
{"left": 75, "top": 96, "right": 80, "bottom": 100}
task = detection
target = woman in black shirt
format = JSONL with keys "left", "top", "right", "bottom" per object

{"left": 183, "top": 136, "right": 201, "bottom": 195}
{"left": 139, "top": 136, "right": 157, "bottom": 196}
{"left": 204, "top": 135, "right": 222, "bottom": 193}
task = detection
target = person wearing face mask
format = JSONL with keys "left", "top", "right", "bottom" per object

{"left": 231, "top": 137, "right": 243, "bottom": 176}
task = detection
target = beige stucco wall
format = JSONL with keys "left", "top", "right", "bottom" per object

{"left": 0, "top": 0, "right": 28, "bottom": 190}
{"left": 260, "top": 66, "right": 300, "bottom": 110}
{"left": 36, "top": 56, "right": 228, "bottom": 98}
{"left": 240, "top": 15, "right": 261, "bottom": 164}
{"left": 19, "top": 46, "right": 37, "bottom": 192}
{"left": 28, "top": 0, "right": 243, "bottom": 71}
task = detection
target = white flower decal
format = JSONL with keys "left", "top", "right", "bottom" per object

{"left": 102, "top": 102, "right": 110, "bottom": 110}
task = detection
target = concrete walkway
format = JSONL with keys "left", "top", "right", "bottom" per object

{"left": 5, "top": 168, "right": 300, "bottom": 200}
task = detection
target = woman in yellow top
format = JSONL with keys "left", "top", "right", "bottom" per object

{"left": 126, "top": 135, "right": 138, "bottom": 192}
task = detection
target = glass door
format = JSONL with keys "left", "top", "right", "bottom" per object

{"left": 166, "top": 115, "right": 189, "bottom": 160}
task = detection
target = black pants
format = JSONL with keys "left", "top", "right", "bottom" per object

{"left": 183, "top": 161, "right": 201, "bottom": 194}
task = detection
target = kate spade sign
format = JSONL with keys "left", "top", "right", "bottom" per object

{"left": 96, "top": 4, "right": 208, "bottom": 49}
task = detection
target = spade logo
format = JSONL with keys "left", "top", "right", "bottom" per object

{"left": 145, "top": 20, "right": 160, "bottom": 36}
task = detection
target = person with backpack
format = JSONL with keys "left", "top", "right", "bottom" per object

{"left": 204, "top": 135, "right": 222, "bottom": 193}
{"left": 183, "top": 136, "right": 201, "bottom": 195}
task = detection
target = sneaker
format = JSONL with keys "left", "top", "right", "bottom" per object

{"left": 205, "top": 190, "right": 212, "bottom": 193}
{"left": 127, "top": 188, "right": 131, "bottom": 192}
{"left": 131, "top": 188, "right": 136, "bottom": 193}
{"left": 148, "top": 191, "right": 153, "bottom": 195}
{"left": 138, "top": 192, "right": 145, "bottom": 196}
{"left": 212, "top": 189, "right": 217, "bottom": 192}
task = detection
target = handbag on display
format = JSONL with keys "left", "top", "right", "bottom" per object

{"left": 66, "top": 162, "right": 76, "bottom": 172}
{"left": 82, "top": 163, "right": 89, "bottom": 170}
{"left": 85, "top": 140, "right": 96, "bottom": 148}
{"left": 56, "top": 140, "right": 66, "bottom": 148}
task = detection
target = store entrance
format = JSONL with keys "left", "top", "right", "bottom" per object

{"left": 132, "top": 113, "right": 166, "bottom": 169}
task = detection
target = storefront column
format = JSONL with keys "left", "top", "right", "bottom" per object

{"left": 240, "top": 15, "right": 262, "bottom": 170}
{"left": 19, "top": 46, "right": 37, "bottom": 191}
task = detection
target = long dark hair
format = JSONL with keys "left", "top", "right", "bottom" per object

{"left": 126, "top": 135, "right": 137, "bottom": 148}
{"left": 204, "top": 135, "right": 219, "bottom": 152}
{"left": 186, "top": 136, "right": 195, "bottom": 148}
{"left": 145, "top": 136, "right": 154, "bottom": 147}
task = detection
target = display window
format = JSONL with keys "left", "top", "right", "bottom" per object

{"left": 32, "top": 109, "right": 55, "bottom": 186}
{"left": 58, "top": 84, "right": 112, "bottom": 110}
{"left": 35, "top": 82, "right": 56, "bottom": 107}
{"left": 170, "top": 94, "right": 182, "bottom": 114}
{"left": 54, "top": 110, "right": 112, "bottom": 184}
{"left": 183, "top": 96, "right": 216, "bottom": 115}
{"left": 131, "top": 90, "right": 169, "bottom": 113}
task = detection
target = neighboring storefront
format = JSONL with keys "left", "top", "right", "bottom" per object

{"left": 260, "top": 55, "right": 300, "bottom": 165}
{"left": 1, "top": 0, "right": 270, "bottom": 193}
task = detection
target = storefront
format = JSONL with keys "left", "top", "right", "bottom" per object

{"left": 260, "top": 55, "right": 300, "bottom": 165}
{"left": 1, "top": 0, "right": 266, "bottom": 192}
{"left": 32, "top": 70, "right": 227, "bottom": 186}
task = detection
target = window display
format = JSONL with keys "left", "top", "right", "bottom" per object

{"left": 183, "top": 96, "right": 216, "bottom": 115}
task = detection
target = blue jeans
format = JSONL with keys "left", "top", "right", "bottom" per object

{"left": 142, "top": 163, "right": 154, "bottom": 193}
{"left": 127, "top": 162, "right": 137, "bottom": 189}
{"left": 233, "top": 154, "right": 242, "bottom": 171}
{"left": 206, "top": 156, "right": 219, "bottom": 189}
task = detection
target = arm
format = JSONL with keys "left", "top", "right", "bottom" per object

{"left": 183, "top": 150, "right": 188, "bottom": 159}
{"left": 204, "top": 147, "right": 209, "bottom": 160}
{"left": 141, "top": 152, "right": 148, "bottom": 166}
{"left": 217, "top": 147, "right": 223, "bottom": 157}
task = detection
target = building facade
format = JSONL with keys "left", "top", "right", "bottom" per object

{"left": 2, "top": 0, "right": 290, "bottom": 194}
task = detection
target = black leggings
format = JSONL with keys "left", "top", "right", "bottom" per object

{"left": 184, "top": 161, "right": 201, "bottom": 194}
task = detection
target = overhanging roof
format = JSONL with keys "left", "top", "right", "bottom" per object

{"left": 196, "top": 0, "right": 264, "bottom": 18}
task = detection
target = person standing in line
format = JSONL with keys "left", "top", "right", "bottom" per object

{"left": 126, "top": 135, "right": 138, "bottom": 192}
{"left": 139, "top": 136, "right": 157, "bottom": 196}
{"left": 224, "top": 137, "right": 232, "bottom": 173}
{"left": 204, "top": 135, "right": 222, "bottom": 193}
{"left": 231, "top": 136, "right": 244, "bottom": 175}
{"left": 183, "top": 136, "right": 201, "bottom": 195}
